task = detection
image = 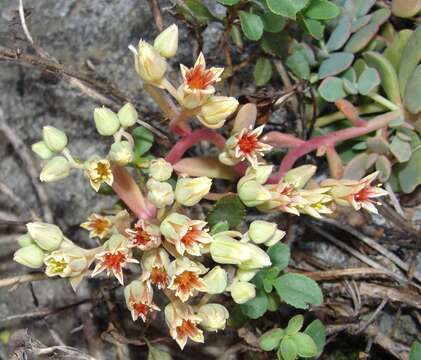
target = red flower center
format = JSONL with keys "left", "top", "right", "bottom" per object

{"left": 103, "top": 251, "right": 126, "bottom": 272}
{"left": 185, "top": 65, "right": 215, "bottom": 90}
{"left": 132, "top": 226, "right": 151, "bottom": 246}
{"left": 151, "top": 266, "right": 168, "bottom": 288}
{"left": 181, "top": 228, "right": 200, "bottom": 247}
{"left": 354, "top": 187, "right": 371, "bottom": 202}
{"left": 131, "top": 301, "right": 151, "bottom": 318}
{"left": 238, "top": 133, "right": 259, "bottom": 155}
{"left": 176, "top": 319, "right": 198, "bottom": 338}
{"left": 91, "top": 217, "right": 109, "bottom": 234}
{"left": 174, "top": 271, "right": 200, "bottom": 294}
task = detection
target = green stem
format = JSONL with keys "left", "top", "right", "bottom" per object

{"left": 367, "top": 93, "right": 400, "bottom": 111}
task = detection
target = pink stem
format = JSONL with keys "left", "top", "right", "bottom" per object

{"left": 166, "top": 129, "right": 226, "bottom": 164}
{"left": 335, "top": 100, "right": 367, "bottom": 127}
{"left": 269, "top": 111, "right": 400, "bottom": 183}
{"left": 111, "top": 165, "right": 156, "bottom": 220}
{"left": 262, "top": 132, "right": 306, "bottom": 148}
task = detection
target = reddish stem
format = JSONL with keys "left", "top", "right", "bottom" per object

{"left": 269, "top": 111, "right": 400, "bottom": 183}
{"left": 165, "top": 129, "right": 227, "bottom": 164}
{"left": 111, "top": 165, "right": 156, "bottom": 220}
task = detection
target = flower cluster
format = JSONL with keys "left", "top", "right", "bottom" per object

{"left": 14, "top": 24, "right": 390, "bottom": 351}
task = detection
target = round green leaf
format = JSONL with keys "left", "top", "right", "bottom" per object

{"left": 285, "top": 52, "right": 311, "bottom": 80}
{"left": 217, "top": 0, "right": 240, "bottom": 5}
{"left": 267, "top": 0, "right": 309, "bottom": 19}
{"left": 304, "top": 319, "right": 326, "bottom": 358}
{"left": 299, "top": 16, "right": 325, "bottom": 40}
{"left": 390, "top": 136, "right": 411, "bottom": 163}
{"left": 343, "top": 78, "right": 358, "bottom": 95}
{"left": 290, "top": 333, "right": 318, "bottom": 358}
{"left": 132, "top": 126, "right": 154, "bottom": 156}
{"left": 267, "top": 243, "right": 290, "bottom": 271}
{"left": 207, "top": 195, "right": 245, "bottom": 229}
{"left": 318, "top": 52, "right": 354, "bottom": 79}
{"left": 318, "top": 77, "right": 347, "bottom": 102}
{"left": 261, "top": 12, "right": 287, "bottom": 33}
{"left": 273, "top": 273, "right": 323, "bottom": 309}
{"left": 254, "top": 58, "right": 273, "bottom": 87}
{"left": 409, "top": 341, "right": 421, "bottom": 360}
{"left": 326, "top": 15, "right": 352, "bottom": 52}
{"left": 278, "top": 336, "right": 298, "bottom": 360}
{"left": 399, "top": 26, "right": 421, "bottom": 99}
{"left": 404, "top": 65, "right": 421, "bottom": 114}
{"left": 304, "top": 0, "right": 340, "bottom": 20}
{"left": 397, "top": 146, "right": 421, "bottom": 193}
{"left": 344, "top": 23, "right": 379, "bottom": 53}
{"left": 240, "top": 289, "right": 268, "bottom": 319}
{"left": 357, "top": 67, "right": 380, "bottom": 95}
{"left": 239, "top": 11, "right": 264, "bottom": 41}
{"left": 286, "top": 315, "right": 304, "bottom": 335}
{"left": 259, "top": 328, "right": 285, "bottom": 351}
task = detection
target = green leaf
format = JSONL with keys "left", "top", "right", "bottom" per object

{"left": 267, "top": 0, "right": 309, "bottom": 19}
{"left": 254, "top": 58, "right": 273, "bottom": 87}
{"left": 260, "top": 32, "right": 289, "bottom": 57}
{"left": 240, "top": 289, "right": 268, "bottom": 319}
{"left": 399, "top": 25, "right": 421, "bottom": 99}
{"left": 183, "top": 0, "right": 217, "bottom": 23}
{"left": 273, "top": 273, "right": 323, "bottom": 309}
{"left": 259, "top": 328, "right": 285, "bottom": 351}
{"left": 286, "top": 315, "right": 304, "bottom": 335}
{"left": 252, "top": 266, "right": 281, "bottom": 292}
{"left": 354, "top": 0, "right": 376, "bottom": 17}
{"left": 299, "top": 16, "right": 325, "bottom": 40}
{"left": 230, "top": 25, "right": 244, "bottom": 48}
{"left": 357, "top": 67, "right": 380, "bottom": 95}
{"left": 318, "top": 77, "right": 347, "bottom": 102}
{"left": 344, "top": 23, "right": 379, "bottom": 53}
{"left": 217, "top": 0, "right": 240, "bottom": 5}
{"left": 318, "top": 52, "right": 354, "bottom": 79}
{"left": 267, "top": 243, "right": 290, "bottom": 271}
{"left": 210, "top": 221, "right": 230, "bottom": 235}
{"left": 304, "top": 0, "right": 340, "bottom": 20}
{"left": 207, "top": 195, "right": 245, "bottom": 229}
{"left": 132, "top": 126, "right": 154, "bottom": 157}
{"left": 97, "top": 182, "right": 115, "bottom": 195}
{"left": 285, "top": 52, "right": 311, "bottom": 80}
{"left": 227, "top": 305, "right": 248, "bottom": 328}
{"left": 279, "top": 336, "right": 298, "bottom": 360}
{"left": 370, "top": 8, "right": 391, "bottom": 27}
{"left": 409, "top": 341, "right": 421, "bottom": 360}
{"left": 146, "top": 340, "right": 172, "bottom": 360}
{"left": 343, "top": 78, "right": 358, "bottom": 95}
{"left": 351, "top": 15, "right": 371, "bottom": 33}
{"left": 384, "top": 29, "right": 413, "bottom": 70}
{"left": 239, "top": 11, "right": 264, "bottom": 41}
{"left": 390, "top": 136, "right": 411, "bottom": 163}
{"left": 363, "top": 51, "right": 401, "bottom": 104}
{"left": 404, "top": 65, "right": 421, "bottom": 114}
{"left": 326, "top": 15, "right": 352, "bottom": 52}
{"left": 261, "top": 12, "right": 287, "bottom": 33}
{"left": 290, "top": 333, "right": 318, "bottom": 358}
{"left": 304, "top": 319, "right": 326, "bottom": 358}
{"left": 396, "top": 146, "right": 421, "bottom": 193}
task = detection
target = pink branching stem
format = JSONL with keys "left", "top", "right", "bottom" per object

{"left": 165, "top": 129, "right": 226, "bottom": 164}
{"left": 111, "top": 165, "right": 156, "bottom": 220}
{"left": 262, "top": 132, "right": 306, "bottom": 148}
{"left": 269, "top": 110, "right": 400, "bottom": 183}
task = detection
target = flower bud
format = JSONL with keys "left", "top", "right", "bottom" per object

{"left": 197, "top": 96, "right": 239, "bottom": 129}
{"left": 147, "top": 181, "right": 174, "bottom": 208}
{"left": 117, "top": 103, "right": 138, "bottom": 128}
{"left": 235, "top": 268, "right": 259, "bottom": 282}
{"left": 283, "top": 165, "right": 317, "bottom": 189}
{"left": 13, "top": 244, "right": 45, "bottom": 268}
{"left": 198, "top": 304, "right": 229, "bottom": 332}
{"left": 27, "top": 222, "right": 63, "bottom": 251}
{"left": 149, "top": 158, "right": 173, "bottom": 181}
{"left": 239, "top": 243, "right": 271, "bottom": 270}
{"left": 230, "top": 281, "right": 256, "bottom": 304}
{"left": 17, "top": 233, "right": 35, "bottom": 247}
{"left": 238, "top": 180, "right": 271, "bottom": 207}
{"left": 154, "top": 24, "right": 178, "bottom": 58}
{"left": 32, "top": 141, "right": 53, "bottom": 160}
{"left": 135, "top": 40, "right": 167, "bottom": 82}
{"left": 43, "top": 126, "right": 68, "bottom": 152}
{"left": 109, "top": 141, "right": 133, "bottom": 165}
{"left": 44, "top": 246, "right": 89, "bottom": 278}
{"left": 210, "top": 233, "right": 252, "bottom": 265}
{"left": 175, "top": 176, "right": 212, "bottom": 206}
{"left": 202, "top": 266, "right": 227, "bottom": 294}
{"left": 94, "top": 107, "right": 120, "bottom": 136}
{"left": 40, "top": 156, "right": 71, "bottom": 182}
{"left": 160, "top": 212, "right": 189, "bottom": 240}
{"left": 246, "top": 220, "right": 286, "bottom": 246}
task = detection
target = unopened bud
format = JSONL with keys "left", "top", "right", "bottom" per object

{"left": 154, "top": 24, "right": 178, "bottom": 58}
{"left": 40, "top": 156, "right": 71, "bottom": 182}
{"left": 198, "top": 304, "right": 229, "bottom": 332}
{"left": 147, "top": 181, "right": 174, "bottom": 208}
{"left": 202, "top": 266, "right": 227, "bottom": 294}
{"left": 283, "top": 165, "right": 317, "bottom": 189}
{"left": 198, "top": 96, "right": 239, "bottom": 129}
{"left": 109, "top": 141, "right": 133, "bottom": 165}
{"left": 149, "top": 158, "right": 173, "bottom": 181}
{"left": 43, "top": 126, "right": 68, "bottom": 152}
{"left": 235, "top": 268, "right": 259, "bottom": 282}
{"left": 210, "top": 233, "right": 251, "bottom": 265}
{"left": 17, "top": 234, "right": 35, "bottom": 247}
{"left": 13, "top": 244, "right": 45, "bottom": 268}
{"left": 246, "top": 220, "right": 285, "bottom": 246}
{"left": 230, "top": 281, "right": 256, "bottom": 304}
{"left": 135, "top": 41, "right": 167, "bottom": 82}
{"left": 118, "top": 103, "right": 138, "bottom": 128}
{"left": 32, "top": 141, "right": 53, "bottom": 160}
{"left": 27, "top": 222, "right": 64, "bottom": 251}
{"left": 94, "top": 107, "right": 120, "bottom": 136}
{"left": 175, "top": 176, "right": 212, "bottom": 206}
{"left": 239, "top": 243, "right": 271, "bottom": 270}
{"left": 238, "top": 180, "right": 271, "bottom": 207}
